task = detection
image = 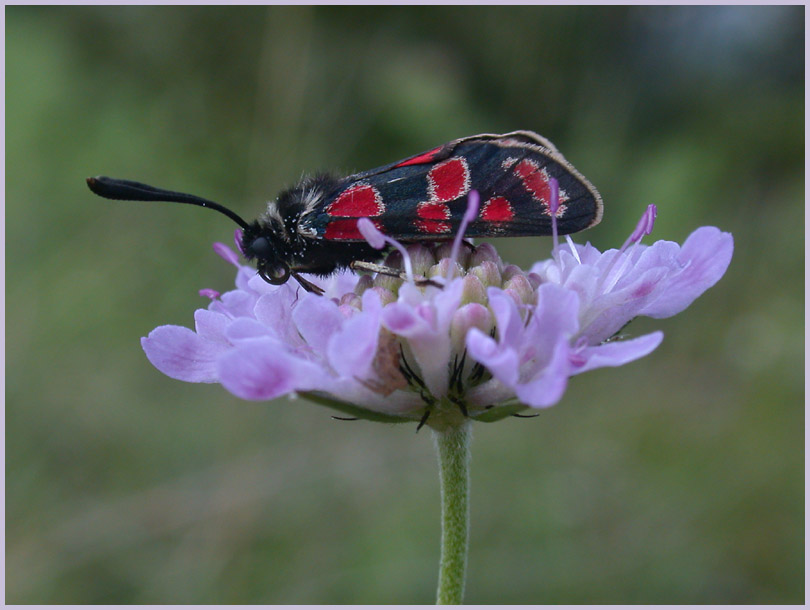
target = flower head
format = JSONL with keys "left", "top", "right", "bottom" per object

{"left": 142, "top": 194, "right": 733, "bottom": 428}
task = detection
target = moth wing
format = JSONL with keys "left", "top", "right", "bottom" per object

{"left": 345, "top": 131, "right": 559, "bottom": 182}
{"left": 297, "top": 138, "right": 463, "bottom": 241}
{"left": 300, "top": 132, "right": 602, "bottom": 242}
{"left": 459, "top": 137, "right": 602, "bottom": 238}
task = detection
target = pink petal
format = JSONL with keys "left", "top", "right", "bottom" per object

{"left": 515, "top": 338, "right": 571, "bottom": 408}
{"left": 572, "top": 331, "right": 664, "bottom": 374}
{"left": 641, "top": 227, "right": 733, "bottom": 318}
{"left": 141, "top": 325, "right": 226, "bottom": 383}
{"left": 217, "top": 338, "right": 324, "bottom": 400}
{"left": 292, "top": 294, "right": 345, "bottom": 354}
{"left": 328, "top": 290, "right": 382, "bottom": 378}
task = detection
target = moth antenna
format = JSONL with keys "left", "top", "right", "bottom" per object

{"left": 86, "top": 176, "right": 250, "bottom": 229}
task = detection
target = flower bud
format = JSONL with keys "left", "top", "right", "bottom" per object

{"left": 429, "top": 258, "right": 463, "bottom": 280}
{"left": 353, "top": 274, "right": 374, "bottom": 296}
{"left": 469, "top": 260, "right": 502, "bottom": 288}
{"left": 339, "top": 292, "right": 362, "bottom": 310}
{"left": 459, "top": 274, "right": 487, "bottom": 306}
{"left": 407, "top": 243, "right": 437, "bottom": 277}
{"left": 370, "top": 285, "right": 397, "bottom": 306}
{"left": 501, "top": 264, "right": 524, "bottom": 283}
{"left": 503, "top": 272, "right": 536, "bottom": 306}
{"left": 469, "top": 242, "right": 503, "bottom": 270}
{"left": 383, "top": 249, "right": 403, "bottom": 269}
{"left": 434, "top": 241, "right": 472, "bottom": 269}
{"left": 374, "top": 272, "right": 403, "bottom": 293}
{"left": 450, "top": 302, "right": 493, "bottom": 355}
{"left": 433, "top": 242, "right": 454, "bottom": 262}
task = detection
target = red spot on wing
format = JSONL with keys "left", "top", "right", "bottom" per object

{"left": 326, "top": 183, "right": 383, "bottom": 217}
{"left": 410, "top": 156, "right": 470, "bottom": 235}
{"left": 415, "top": 219, "right": 451, "bottom": 234}
{"left": 480, "top": 196, "right": 514, "bottom": 222}
{"left": 393, "top": 146, "right": 443, "bottom": 168}
{"left": 324, "top": 218, "right": 383, "bottom": 240}
{"left": 417, "top": 201, "right": 450, "bottom": 220}
{"left": 514, "top": 159, "right": 551, "bottom": 204}
{"left": 428, "top": 158, "right": 470, "bottom": 203}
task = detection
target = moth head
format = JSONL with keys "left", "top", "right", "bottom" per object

{"left": 241, "top": 222, "right": 291, "bottom": 285}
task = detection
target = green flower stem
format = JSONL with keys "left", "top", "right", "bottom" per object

{"left": 433, "top": 421, "right": 472, "bottom": 605}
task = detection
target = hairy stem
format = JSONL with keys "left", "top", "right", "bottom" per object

{"left": 433, "top": 421, "right": 472, "bottom": 605}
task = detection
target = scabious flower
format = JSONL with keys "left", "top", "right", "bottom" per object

{"left": 139, "top": 181, "right": 732, "bottom": 605}
{"left": 142, "top": 188, "right": 733, "bottom": 429}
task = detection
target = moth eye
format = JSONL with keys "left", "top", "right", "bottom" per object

{"left": 259, "top": 262, "right": 290, "bottom": 285}
{"left": 250, "top": 236, "right": 273, "bottom": 260}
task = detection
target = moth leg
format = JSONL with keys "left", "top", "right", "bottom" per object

{"left": 350, "top": 260, "right": 401, "bottom": 277}
{"left": 291, "top": 272, "right": 325, "bottom": 295}
{"left": 350, "top": 261, "right": 443, "bottom": 288}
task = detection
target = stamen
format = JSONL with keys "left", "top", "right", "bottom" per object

{"left": 213, "top": 241, "right": 241, "bottom": 266}
{"left": 446, "top": 190, "right": 480, "bottom": 281}
{"left": 565, "top": 235, "right": 582, "bottom": 264}
{"left": 549, "top": 177, "right": 561, "bottom": 260}
{"left": 357, "top": 218, "right": 415, "bottom": 284}
{"left": 469, "top": 359, "right": 486, "bottom": 383}
{"left": 399, "top": 344, "right": 426, "bottom": 390}
{"left": 599, "top": 205, "right": 658, "bottom": 293}
{"left": 454, "top": 350, "right": 468, "bottom": 393}
{"left": 620, "top": 204, "right": 657, "bottom": 252}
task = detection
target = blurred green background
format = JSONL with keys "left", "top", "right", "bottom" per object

{"left": 6, "top": 6, "right": 803, "bottom": 604}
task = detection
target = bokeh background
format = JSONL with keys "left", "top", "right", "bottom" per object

{"left": 6, "top": 6, "right": 803, "bottom": 604}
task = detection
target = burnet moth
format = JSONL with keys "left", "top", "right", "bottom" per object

{"left": 87, "top": 130, "right": 603, "bottom": 294}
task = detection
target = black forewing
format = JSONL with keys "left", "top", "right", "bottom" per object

{"left": 303, "top": 132, "right": 602, "bottom": 241}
